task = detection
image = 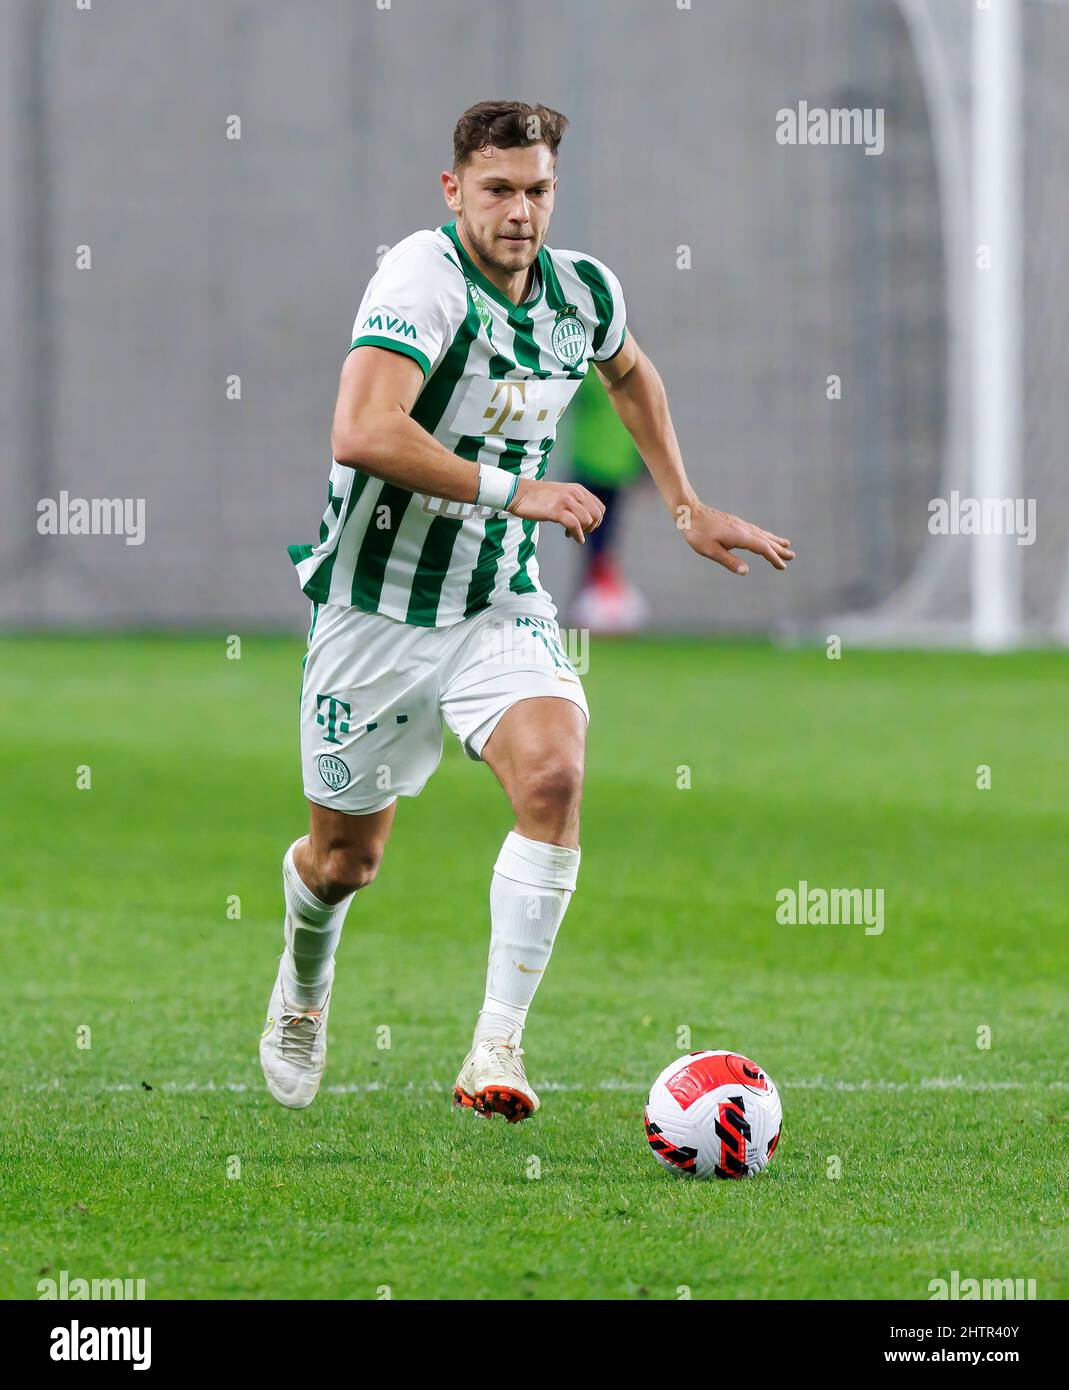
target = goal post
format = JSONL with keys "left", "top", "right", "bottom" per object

{"left": 831, "top": 0, "right": 1068, "bottom": 650}
{"left": 971, "top": 0, "right": 1023, "bottom": 650}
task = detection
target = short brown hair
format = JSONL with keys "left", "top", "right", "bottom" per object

{"left": 452, "top": 100, "right": 569, "bottom": 172}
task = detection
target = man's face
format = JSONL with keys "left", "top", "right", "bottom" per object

{"left": 449, "top": 143, "right": 557, "bottom": 275}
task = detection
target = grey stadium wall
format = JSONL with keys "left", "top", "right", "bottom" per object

{"left": 0, "top": 0, "right": 945, "bottom": 634}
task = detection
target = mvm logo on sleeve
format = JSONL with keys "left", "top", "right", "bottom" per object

{"left": 362, "top": 312, "right": 418, "bottom": 340}
{"left": 50, "top": 1321, "right": 151, "bottom": 1370}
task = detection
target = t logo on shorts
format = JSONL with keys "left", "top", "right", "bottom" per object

{"left": 316, "top": 693, "right": 350, "bottom": 745}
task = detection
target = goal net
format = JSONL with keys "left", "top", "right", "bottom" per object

{"left": 836, "top": 0, "right": 1069, "bottom": 647}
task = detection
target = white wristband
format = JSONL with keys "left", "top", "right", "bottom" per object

{"left": 476, "top": 464, "right": 519, "bottom": 513}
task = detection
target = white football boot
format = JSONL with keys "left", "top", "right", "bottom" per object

{"left": 259, "top": 958, "right": 332, "bottom": 1109}
{"left": 452, "top": 1039, "right": 539, "bottom": 1123}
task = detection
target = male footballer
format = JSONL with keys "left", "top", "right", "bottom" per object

{"left": 261, "top": 100, "right": 794, "bottom": 1122}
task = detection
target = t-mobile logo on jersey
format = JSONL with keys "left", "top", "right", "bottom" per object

{"left": 446, "top": 376, "right": 577, "bottom": 442}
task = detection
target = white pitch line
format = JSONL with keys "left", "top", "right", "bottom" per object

{"left": 27, "top": 1076, "right": 1069, "bottom": 1095}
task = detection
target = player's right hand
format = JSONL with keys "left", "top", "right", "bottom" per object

{"left": 508, "top": 479, "right": 605, "bottom": 545}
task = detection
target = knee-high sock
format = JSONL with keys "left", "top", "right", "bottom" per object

{"left": 280, "top": 841, "right": 353, "bottom": 1009}
{"left": 474, "top": 831, "right": 580, "bottom": 1047}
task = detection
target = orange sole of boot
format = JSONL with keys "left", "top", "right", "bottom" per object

{"left": 452, "top": 1085, "right": 534, "bottom": 1124}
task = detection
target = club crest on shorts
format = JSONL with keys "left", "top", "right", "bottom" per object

{"left": 551, "top": 306, "right": 586, "bottom": 368}
{"left": 318, "top": 753, "right": 351, "bottom": 791}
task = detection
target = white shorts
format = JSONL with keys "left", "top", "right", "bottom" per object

{"left": 299, "top": 599, "right": 589, "bottom": 815}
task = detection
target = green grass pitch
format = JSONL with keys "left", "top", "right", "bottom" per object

{"left": 1, "top": 635, "right": 1066, "bottom": 1300}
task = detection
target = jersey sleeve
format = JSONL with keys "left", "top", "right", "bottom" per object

{"left": 586, "top": 258, "right": 627, "bottom": 362}
{"left": 349, "top": 244, "right": 461, "bottom": 380}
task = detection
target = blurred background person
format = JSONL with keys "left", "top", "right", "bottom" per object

{"left": 561, "top": 368, "right": 651, "bottom": 634}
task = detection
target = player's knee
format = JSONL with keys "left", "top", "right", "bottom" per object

{"left": 516, "top": 758, "right": 583, "bottom": 818}
{"left": 318, "top": 844, "right": 384, "bottom": 897}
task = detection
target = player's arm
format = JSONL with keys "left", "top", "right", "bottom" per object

{"left": 595, "top": 335, "right": 794, "bottom": 576}
{"left": 331, "top": 345, "right": 604, "bottom": 545}
{"left": 331, "top": 345, "right": 479, "bottom": 503}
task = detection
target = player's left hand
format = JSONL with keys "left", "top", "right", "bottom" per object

{"left": 681, "top": 503, "right": 795, "bottom": 576}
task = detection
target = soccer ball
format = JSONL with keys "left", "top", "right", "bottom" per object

{"left": 644, "top": 1050, "right": 782, "bottom": 1179}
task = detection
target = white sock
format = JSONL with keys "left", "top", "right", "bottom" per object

{"left": 473, "top": 831, "right": 580, "bottom": 1048}
{"left": 280, "top": 841, "right": 353, "bottom": 1009}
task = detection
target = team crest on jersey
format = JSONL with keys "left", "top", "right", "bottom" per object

{"left": 465, "top": 279, "right": 493, "bottom": 339}
{"left": 551, "top": 305, "right": 586, "bottom": 368}
{"left": 318, "top": 753, "right": 351, "bottom": 791}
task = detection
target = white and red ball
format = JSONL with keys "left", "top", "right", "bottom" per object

{"left": 644, "top": 1050, "right": 782, "bottom": 1179}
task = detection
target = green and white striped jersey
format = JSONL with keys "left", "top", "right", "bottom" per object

{"left": 288, "top": 219, "right": 627, "bottom": 627}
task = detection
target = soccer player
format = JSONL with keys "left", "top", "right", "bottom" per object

{"left": 260, "top": 100, "right": 794, "bottom": 1122}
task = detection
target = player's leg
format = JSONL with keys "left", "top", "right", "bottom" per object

{"left": 480, "top": 693, "right": 585, "bottom": 848}
{"left": 260, "top": 801, "right": 395, "bottom": 1109}
{"left": 261, "top": 600, "right": 443, "bottom": 1108}
{"left": 477, "top": 692, "right": 584, "bottom": 1022}
{"left": 454, "top": 697, "right": 586, "bottom": 1121}
{"left": 441, "top": 610, "right": 588, "bottom": 1121}
{"left": 284, "top": 798, "right": 397, "bottom": 1000}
